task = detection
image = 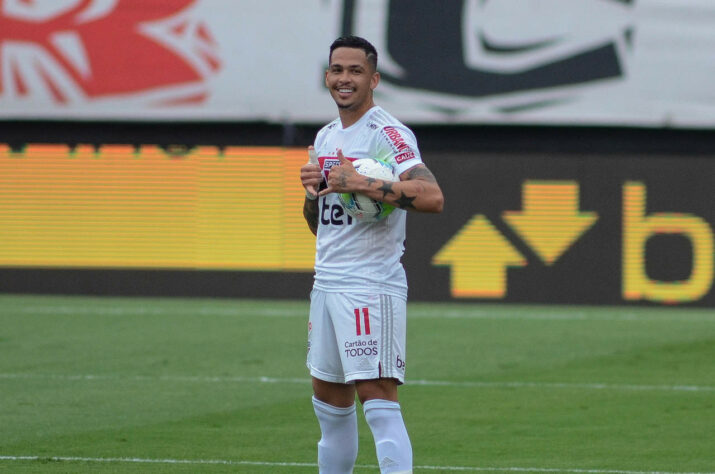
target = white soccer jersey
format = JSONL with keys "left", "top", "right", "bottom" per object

{"left": 312, "top": 105, "right": 424, "bottom": 299}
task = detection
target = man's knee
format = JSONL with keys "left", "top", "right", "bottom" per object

{"left": 356, "top": 378, "right": 399, "bottom": 404}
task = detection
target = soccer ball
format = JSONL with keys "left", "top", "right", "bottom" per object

{"left": 338, "top": 158, "right": 397, "bottom": 223}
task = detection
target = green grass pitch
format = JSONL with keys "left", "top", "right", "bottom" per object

{"left": 1, "top": 294, "right": 714, "bottom": 473}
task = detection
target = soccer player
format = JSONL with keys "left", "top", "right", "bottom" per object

{"left": 300, "top": 36, "right": 444, "bottom": 474}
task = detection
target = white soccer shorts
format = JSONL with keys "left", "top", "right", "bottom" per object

{"left": 307, "top": 289, "right": 407, "bottom": 384}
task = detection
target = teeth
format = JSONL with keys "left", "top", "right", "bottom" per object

{"left": 339, "top": 88, "right": 353, "bottom": 93}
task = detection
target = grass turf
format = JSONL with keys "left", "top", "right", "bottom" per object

{"left": 1, "top": 294, "right": 713, "bottom": 473}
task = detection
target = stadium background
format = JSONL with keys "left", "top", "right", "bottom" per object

{"left": 1, "top": 0, "right": 714, "bottom": 308}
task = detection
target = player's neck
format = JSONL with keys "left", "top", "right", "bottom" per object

{"left": 338, "top": 101, "right": 376, "bottom": 128}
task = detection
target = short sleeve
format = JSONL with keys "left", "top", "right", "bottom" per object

{"left": 375, "top": 125, "right": 423, "bottom": 176}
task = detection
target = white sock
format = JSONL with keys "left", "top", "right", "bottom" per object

{"left": 312, "top": 396, "right": 358, "bottom": 474}
{"left": 363, "top": 399, "right": 412, "bottom": 474}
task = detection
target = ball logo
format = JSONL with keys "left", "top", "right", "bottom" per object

{"left": 341, "top": 0, "right": 634, "bottom": 112}
{"left": 0, "top": 0, "right": 221, "bottom": 106}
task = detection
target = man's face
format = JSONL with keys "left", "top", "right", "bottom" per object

{"left": 325, "top": 47, "right": 379, "bottom": 112}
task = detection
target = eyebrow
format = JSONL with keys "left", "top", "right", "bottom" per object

{"left": 329, "top": 63, "right": 365, "bottom": 70}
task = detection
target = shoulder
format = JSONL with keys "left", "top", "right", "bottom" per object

{"left": 367, "top": 108, "right": 417, "bottom": 146}
{"left": 315, "top": 118, "right": 341, "bottom": 144}
{"left": 367, "top": 108, "right": 421, "bottom": 169}
{"left": 366, "top": 107, "right": 412, "bottom": 131}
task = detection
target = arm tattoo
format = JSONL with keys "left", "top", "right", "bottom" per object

{"left": 337, "top": 169, "right": 349, "bottom": 189}
{"left": 395, "top": 192, "right": 417, "bottom": 210}
{"left": 406, "top": 165, "right": 437, "bottom": 182}
{"left": 303, "top": 198, "right": 319, "bottom": 235}
{"left": 391, "top": 165, "right": 436, "bottom": 209}
{"left": 377, "top": 180, "right": 395, "bottom": 198}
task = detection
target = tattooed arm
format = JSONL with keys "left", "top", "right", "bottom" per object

{"left": 321, "top": 150, "right": 444, "bottom": 213}
{"left": 379, "top": 164, "right": 443, "bottom": 213}
{"left": 303, "top": 197, "right": 319, "bottom": 235}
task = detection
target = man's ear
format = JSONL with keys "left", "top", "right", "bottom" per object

{"left": 371, "top": 71, "right": 380, "bottom": 90}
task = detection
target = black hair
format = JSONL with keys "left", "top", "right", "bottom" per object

{"left": 329, "top": 36, "right": 378, "bottom": 70}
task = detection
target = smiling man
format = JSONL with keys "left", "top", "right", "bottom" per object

{"left": 325, "top": 44, "right": 379, "bottom": 122}
{"left": 299, "top": 36, "right": 444, "bottom": 474}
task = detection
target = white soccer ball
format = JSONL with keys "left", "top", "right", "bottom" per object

{"left": 338, "top": 158, "right": 397, "bottom": 223}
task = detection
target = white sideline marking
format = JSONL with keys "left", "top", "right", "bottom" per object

{"left": 407, "top": 379, "right": 715, "bottom": 393}
{"left": 0, "top": 455, "right": 315, "bottom": 468}
{"left": 11, "top": 303, "right": 715, "bottom": 322}
{"left": 1, "top": 373, "right": 713, "bottom": 393}
{"left": 0, "top": 455, "right": 712, "bottom": 474}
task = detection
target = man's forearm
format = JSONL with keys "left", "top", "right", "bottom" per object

{"left": 359, "top": 165, "right": 444, "bottom": 213}
{"left": 303, "top": 197, "right": 319, "bottom": 235}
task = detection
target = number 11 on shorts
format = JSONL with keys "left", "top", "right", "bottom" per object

{"left": 355, "top": 307, "right": 371, "bottom": 336}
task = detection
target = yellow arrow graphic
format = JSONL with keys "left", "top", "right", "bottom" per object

{"left": 502, "top": 181, "right": 597, "bottom": 265}
{"left": 433, "top": 215, "right": 526, "bottom": 298}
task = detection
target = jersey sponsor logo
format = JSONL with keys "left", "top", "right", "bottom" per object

{"left": 383, "top": 127, "right": 418, "bottom": 163}
{"left": 0, "top": 0, "right": 220, "bottom": 105}
{"left": 319, "top": 155, "right": 358, "bottom": 181}
{"left": 321, "top": 157, "right": 341, "bottom": 171}
{"left": 344, "top": 338, "right": 378, "bottom": 358}
{"left": 320, "top": 199, "right": 353, "bottom": 226}
{"left": 395, "top": 150, "right": 416, "bottom": 164}
{"left": 382, "top": 126, "right": 412, "bottom": 154}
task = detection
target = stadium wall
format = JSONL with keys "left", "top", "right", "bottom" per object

{"left": 1, "top": 130, "right": 713, "bottom": 307}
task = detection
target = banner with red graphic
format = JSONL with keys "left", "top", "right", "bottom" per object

{"left": 1, "top": 0, "right": 714, "bottom": 127}
{"left": 0, "top": 0, "right": 221, "bottom": 116}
